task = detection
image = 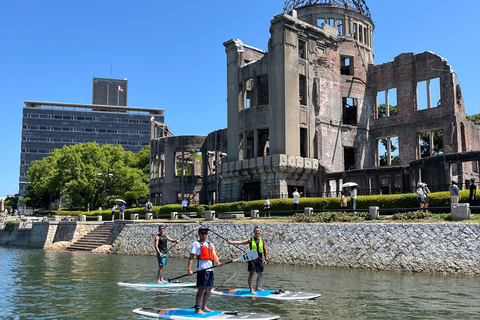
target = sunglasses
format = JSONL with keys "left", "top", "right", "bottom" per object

{"left": 200, "top": 232, "right": 208, "bottom": 235}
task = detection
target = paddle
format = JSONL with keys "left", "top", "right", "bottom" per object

{"left": 181, "top": 214, "right": 245, "bottom": 252}
{"left": 168, "top": 249, "right": 258, "bottom": 282}
{"left": 163, "top": 227, "right": 196, "bottom": 255}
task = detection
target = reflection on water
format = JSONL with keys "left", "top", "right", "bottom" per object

{"left": 1, "top": 246, "right": 480, "bottom": 319}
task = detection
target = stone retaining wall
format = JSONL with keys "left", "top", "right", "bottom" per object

{"left": 114, "top": 222, "right": 480, "bottom": 275}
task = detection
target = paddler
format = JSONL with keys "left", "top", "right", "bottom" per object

{"left": 188, "top": 227, "right": 221, "bottom": 315}
{"left": 228, "top": 225, "right": 269, "bottom": 294}
{"left": 155, "top": 225, "right": 180, "bottom": 283}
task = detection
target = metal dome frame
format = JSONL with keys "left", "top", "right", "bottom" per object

{"left": 283, "top": 0, "right": 371, "bottom": 17}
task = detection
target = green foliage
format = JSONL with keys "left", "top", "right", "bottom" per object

{"left": 420, "top": 131, "right": 443, "bottom": 157}
{"left": 4, "top": 195, "right": 19, "bottom": 210}
{"left": 466, "top": 114, "right": 480, "bottom": 125}
{"left": 292, "top": 211, "right": 367, "bottom": 223}
{"left": 3, "top": 221, "right": 18, "bottom": 233}
{"left": 378, "top": 103, "right": 398, "bottom": 117}
{"left": 392, "top": 211, "right": 432, "bottom": 220}
{"left": 25, "top": 142, "right": 149, "bottom": 210}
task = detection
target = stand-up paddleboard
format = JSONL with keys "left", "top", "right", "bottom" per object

{"left": 118, "top": 282, "right": 196, "bottom": 288}
{"left": 212, "top": 288, "right": 321, "bottom": 300}
{"left": 132, "top": 308, "right": 280, "bottom": 319}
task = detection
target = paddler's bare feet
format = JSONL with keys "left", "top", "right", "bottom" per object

{"left": 250, "top": 290, "right": 257, "bottom": 294}
{"left": 202, "top": 307, "right": 213, "bottom": 312}
{"left": 195, "top": 309, "right": 206, "bottom": 315}
{"left": 256, "top": 287, "right": 264, "bottom": 291}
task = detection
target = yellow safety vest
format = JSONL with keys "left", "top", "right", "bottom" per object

{"left": 250, "top": 237, "right": 264, "bottom": 253}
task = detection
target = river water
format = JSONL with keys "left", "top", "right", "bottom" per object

{"left": 1, "top": 246, "right": 480, "bottom": 320}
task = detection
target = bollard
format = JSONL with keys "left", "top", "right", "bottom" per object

{"left": 80, "top": 215, "right": 86, "bottom": 222}
{"left": 97, "top": 215, "right": 103, "bottom": 221}
{"left": 304, "top": 207, "right": 313, "bottom": 216}
{"left": 171, "top": 212, "right": 178, "bottom": 220}
{"left": 251, "top": 210, "right": 259, "bottom": 219}
{"left": 451, "top": 203, "right": 470, "bottom": 221}
{"left": 369, "top": 206, "right": 379, "bottom": 220}
{"left": 130, "top": 213, "right": 139, "bottom": 220}
{"left": 146, "top": 213, "right": 153, "bottom": 220}
{"left": 205, "top": 211, "right": 215, "bottom": 221}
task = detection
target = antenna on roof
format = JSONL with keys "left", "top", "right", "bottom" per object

{"left": 109, "top": 63, "right": 112, "bottom": 79}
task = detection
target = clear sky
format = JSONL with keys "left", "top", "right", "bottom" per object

{"left": 1, "top": 0, "right": 479, "bottom": 197}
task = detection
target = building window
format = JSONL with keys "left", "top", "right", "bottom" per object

{"left": 317, "top": 18, "right": 325, "bottom": 28}
{"left": 340, "top": 56, "right": 353, "bottom": 75}
{"left": 257, "top": 129, "right": 270, "bottom": 157}
{"left": 419, "top": 130, "right": 443, "bottom": 158}
{"left": 417, "top": 77, "right": 441, "bottom": 110}
{"left": 256, "top": 75, "right": 269, "bottom": 105}
{"left": 299, "top": 75, "right": 307, "bottom": 106}
{"left": 376, "top": 88, "right": 397, "bottom": 118}
{"left": 246, "top": 131, "right": 254, "bottom": 159}
{"left": 326, "top": 18, "right": 334, "bottom": 27}
{"left": 246, "top": 78, "right": 253, "bottom": 109}
{"left": 300, "top": 128, "right": 307, "bottom": 158}
{"left": 378, "top": 137, "right": 399, "bottom": 166}
{"left": 337, "top": 19, "right": 343, "bottom": 36}
{"left": 359, "top": 25, "right": 363, "bottom": 43}
{"left": 344, "top": 147, "right": 355, "bottom": 170}
{"left": 342, "top": 97, "right": 358, "bottom": 125}
{"left": 353, "top": 23, "right": 358, "bottom": 40}
{"left": 298, "top": 39, "right": 305, "bottom": 58}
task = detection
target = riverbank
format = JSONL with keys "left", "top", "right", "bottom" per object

{"left": 2, "top": 219, "right": 480, "bottom": 275}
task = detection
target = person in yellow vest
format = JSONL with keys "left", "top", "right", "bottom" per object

{"left": 228, "top": 225, "right": 269, "bottom": 294}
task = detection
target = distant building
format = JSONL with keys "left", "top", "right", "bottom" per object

{"left": 19, "top": 101, "right": 165, "bottom": 196}
{"left": 92, "top": 78, "right": 128, "bottom": 106}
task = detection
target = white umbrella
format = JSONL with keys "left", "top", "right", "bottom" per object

{"left": 341, "top": 182, "right": 358, "bottom": 188}
{"left": 114, "top": 199, "right": 126, "bottom": 204}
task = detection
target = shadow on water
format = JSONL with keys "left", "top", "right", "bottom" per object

{"left": 1, "top": 247, "right": 480, "bottom": 319}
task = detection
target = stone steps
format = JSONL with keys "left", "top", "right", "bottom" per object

{"left": 67, "top": 222, "right": 114, "bottom": 251}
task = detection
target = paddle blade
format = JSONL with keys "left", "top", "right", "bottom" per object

{"left": 234, "top": 249, "right": 258, "bottom": 262}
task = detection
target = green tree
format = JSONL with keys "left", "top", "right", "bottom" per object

{"left": 378, "top": 104, "right": 398, "bottom": 118}
{"left": 420, "top": 131, "right": 443, "bottom": 158}
{"left": 467, "top": 114, "right": 480, "bottom": 125}
{"left": 379, "top": 138, "right": 399, "bottom": 166}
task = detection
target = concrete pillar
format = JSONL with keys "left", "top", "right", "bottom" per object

{"left": 205, "top": 211, "right": 215, "bottom": 221}
{"left": 369, "top": 206, "right": 379, "bottom": 220}
{"left": 146, "top": 213, "right": 153, "bottom": 220}
{"left": 80, "top": 215, "right": 86, "bottom": 221}
{"left": 451, "top": 203, "right": 470, "bottom": 221}
{"left": 97, "top": 215, "right": 103, "bottom": 221}
{"left": 251, "top": 210, "right": 259, "bottom": 219}
{"left": 130, "top": 213, "right": 138, "bottom": 220}
{"left": 304, "top": 207, "right": 313, "bottom": 216}
{"left": 171, "top": 212, "right": 178, "bottom": 220}
{"left": 0, "top": 198, "right": 4, "bottom": 212}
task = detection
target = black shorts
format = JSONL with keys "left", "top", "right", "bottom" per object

{"left": 196, "top": 270, "right": 214, "bottom": 287}
{"left": 247, "top": 258, "right": 264, "bottom": 273}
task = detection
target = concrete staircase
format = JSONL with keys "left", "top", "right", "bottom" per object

{"left": 67, "top": 222, "right": 114, "bottom": 251}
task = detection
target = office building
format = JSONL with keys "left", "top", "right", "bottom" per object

{"left": 92, "top": 78, "right": 128, "bottom": 106}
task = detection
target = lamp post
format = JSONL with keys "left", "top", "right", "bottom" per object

{"left": 97, "top": 173, "right": 113, "bottom": 210}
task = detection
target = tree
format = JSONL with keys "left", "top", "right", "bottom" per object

{"left": 420, "top": 131, "right": 443, "bottom": 158}
{"left": 467, "top": 114, "right": 480, "bottom": 125}
{"left": 25, "top": 143, "right": 150, "bottom": 210}
{"left": 378, "top": 103, "right": 398, "bottom": 118}
{"left": 379, "top": 138, "right": 399, "bottom": 166}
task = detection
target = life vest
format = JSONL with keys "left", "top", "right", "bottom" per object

{"left": 250, "top": 237, "right": 264, "bottom": 253}
{"left": 197, "top": 242, "right": 219, "bottom": 262}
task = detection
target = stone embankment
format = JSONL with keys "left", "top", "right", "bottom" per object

{"left": 2, "top": 220, "right": 480, "bottom": 275}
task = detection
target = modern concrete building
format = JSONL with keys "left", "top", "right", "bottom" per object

{"left": 92, "top": 78, "right": 128, "bottom": 106}
{"left": 19, "top": 101, "right": 165, "bottom": 196}
{"left": 149, "top": 0, "right": 480, "bottom": 205}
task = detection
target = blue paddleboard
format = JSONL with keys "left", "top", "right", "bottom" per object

{"left": 212, "top": 288, "right": 321, "bottom": 300}
{"left": 133, "top": 308, "right": 280, "bottom": 319}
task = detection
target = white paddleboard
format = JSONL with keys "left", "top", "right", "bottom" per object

{"left": 212, "top": 288, "right": 321, "bottom": 300}
{"left": 132, "top": 308, "right": 280, "bottom": 319}
{"left": 118, "top": 282, "right": 196, "bottom": 288}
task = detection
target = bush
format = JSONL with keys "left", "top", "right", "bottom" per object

{"left": 292, "top": 211, "right": 367, "bottom": 223}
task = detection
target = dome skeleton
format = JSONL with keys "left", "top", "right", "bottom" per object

{"left": 283, "top": 0, "right": 371, "bottom": 17}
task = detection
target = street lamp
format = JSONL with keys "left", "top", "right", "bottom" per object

{"left": 97, "top": 173, "right": 113, "bottom": 210}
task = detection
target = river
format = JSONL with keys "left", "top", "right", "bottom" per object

{"left": 1, "top": 246, "right": 479, "bottom": 319}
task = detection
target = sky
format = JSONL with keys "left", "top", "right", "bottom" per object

{"left": 1, "top": 0, "right": 479, "bottom": 198}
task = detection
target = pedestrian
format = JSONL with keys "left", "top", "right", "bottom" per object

{"left": 292, "top": 188, "right": 300, "bottom": 210}
{"left": 181, "top": 199, "right": 189, "bottom": 213}
{"left": 469, "top": 178, "right": 477, "bottom": 207}
{"left": 350, "top": 186, "right": 358, "bottom": 211}
{"left": 111, "top": 204, "right": 116, "bottom": 221}
{"left": 340, "top": 191, "right": 348, "bottom": 211}
{"left": 146, "top": 199, "right": 153, "bottom": 215}
{"left": 422, "top": 184, "right": 430, "bottom": 212}
{"left": 416, "top": 182, "right": 425, "bottom": 210}
{"left": 155, "top": 225, "right": 180, "bottom": 283}
{"left": 450, "top": 180, "right": 461, "bottom": 204}
{"left": 188, "top": 227, "right": 221, "bottom": 315}
{"left": 263, "top": 197, "right": 270, "bottom": 217}
{"left": 119, "top": 203, "right": 125, "bottom": 219}
{"left": 228, "top": 225, "right": 268, "bottom": 294}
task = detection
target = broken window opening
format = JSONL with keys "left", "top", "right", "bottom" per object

{"left": 378, "top": 137, "right": 399, "bottom": 166}
{"left": 363, "top": 27, "right": 368, "bottom": 45}
{"left": 337, "top": 19, "right": 343, "bottom": 36}
{"left": 244, "top": 59, "right": 251, "bottom": 65}
{"left": 246, "top": 78, "right": 253, "bottom": 109}
{"left": 419, "top": 130, "right": 443, "bottom": 158}
{"left": 317, "top": 18, "right": 325, "bottom": 28}
{"left": 359, "top": 25, "right": 363, "bottom": 43}
{"left": 298, "top": 39, "right": 305, "bottom": 59}
{"left": 342, "top": 97, "right": 358, "bottom": 125}
{"left": 246, "top": 131, "right": 254, "bottom": 159}
{"left": 256, "top": 75, "right": 269, "bottom": 105}
{"left": 376, "top": 88, "right": 397, "bottom": 118}
{"left": 417, "top": 77, "right": 441, "bottom": 110}
{"left": 344, "top": 147, "right": 355, "bottom": 170}
{"left": 326, "top": 18, "right": 334, "bottom": 27}
{"left": 176, "top": 151, "right": 198, "bottom": 176}
{"left": 300, "top": 128, "right": 308, "bottom": 158}
{"left": 299, "top": 75, "right": 307, "bottom": 105}
{"left": 258, "top": 129, "right": 270, "bottom": 157}
{"left": 353, "top": 23, "right": 357, "bottom": 40}
{"left": 238, "top": 83, "right": 244, "bottom": 111}
{"left": 239, "top": 133, "right": 244, "bottom": 161}
{"left": 340, "top": 56, "right": 353, "bottom": 75}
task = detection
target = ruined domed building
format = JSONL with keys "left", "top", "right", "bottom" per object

{"left": 149, "top": 0, "right": 480, "bottom": 205}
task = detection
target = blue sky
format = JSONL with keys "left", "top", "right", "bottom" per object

{"left": 1, "top": 0, "right": 479, "bottom": 197}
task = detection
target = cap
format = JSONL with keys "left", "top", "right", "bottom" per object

{"left": 417, "top": 182, "right": 424, "bottom": 187}
{"left": 198, "top": 226, "right": 209, "bottom": 233}
{"left": 471, "top": 178, "right": 476, "bottom": 182}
